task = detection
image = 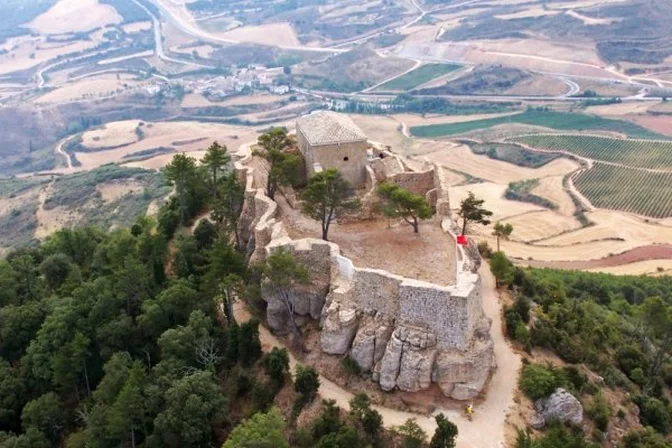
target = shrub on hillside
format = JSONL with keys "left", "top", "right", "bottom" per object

{"left": 519, "top": 363, "right": 566, "bottom": 400}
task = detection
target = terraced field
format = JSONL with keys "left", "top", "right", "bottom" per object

{"left": 510, "top": 134, "right": 672, "bottom": 170}
{"left": 410, "top": 111, "right": 665, "bottom": 140}
{"left": 574, "top": 163, "right": 672, "bottom": 218}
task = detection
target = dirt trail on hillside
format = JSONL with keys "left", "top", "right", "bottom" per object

{"left": 233, "top": 265, "right": 520, "bottom": 447}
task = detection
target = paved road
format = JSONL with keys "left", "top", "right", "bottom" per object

{"left": 131, "top": 0, "right": 216, "bottom": 69}
{"left": 233, "top": 264, "right": 520, "bottom": 448}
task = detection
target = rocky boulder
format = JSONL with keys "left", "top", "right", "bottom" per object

{"left": 532, "top": 388, "right": 583, "bottom": 429}
{"left": 350, "top": 313, "right": 394, "bottom": 372}
{"left": 432, "top": 335, "right": 495, "bottom": 400}
{"left": 320, "top": 301, "right": 359, "bottom": 355}
{"left": 377, "top": 326, "right": 438, "bottom": 392}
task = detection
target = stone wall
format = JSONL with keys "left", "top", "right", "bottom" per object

{"left": 233, "top": 138, "right": 495, "bottom": 401}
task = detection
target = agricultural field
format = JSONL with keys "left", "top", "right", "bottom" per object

{"left": 377, "top": 63, "right": 461, "bottom": 91}
{"left": 467, "top": 142, "right": 560, "bottom": 168}
{"left": 510, "top": 134, "right": 672, "bottom": 170}
{"left": 574, "top": 163, "right": 672, "bottom": 218}
{"left": 410, "top": 110, "right": 665, "bottom": 139}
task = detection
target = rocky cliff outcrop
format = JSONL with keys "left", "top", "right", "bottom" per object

{"left": 237, "top": 136, "right": 496, "bottom": 401}
{"left": 531, "top": 388, "right": 584, "bottom": 429}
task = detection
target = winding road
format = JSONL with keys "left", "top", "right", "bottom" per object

{"left": 234, "top": 265, "right": 520, "bottom": 448}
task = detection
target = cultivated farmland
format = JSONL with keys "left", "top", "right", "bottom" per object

{"left": 410, "top": 111, "right": 665, "bottom": 140}
{"left": 510, "top": 134, "right": 672, "bottom": 170}
{"left": 377, "top": 64, "right": 461, "bottom": 91}
{"left": 575, "top": 163, "right": 672, "bottom": 218}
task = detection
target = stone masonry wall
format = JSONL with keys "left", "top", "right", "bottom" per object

{"left": 233, "top": 136, "right": 494, "bottom": 400}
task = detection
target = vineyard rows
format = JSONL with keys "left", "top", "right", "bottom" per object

{"left": 574, "top": 163, "right": 672, "bottom": 218}
{"left": 509, "top": 134, "right": 672, "bottom": 170}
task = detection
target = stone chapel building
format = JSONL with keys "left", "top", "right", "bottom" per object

{"left": 296, "top": 111, "right": 369, "bottom": 188}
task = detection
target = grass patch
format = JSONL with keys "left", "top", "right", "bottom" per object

{"left": 506, "top": 179, "right": 557, "bottom": 210}
{"left": 410, "top": 110, "right": 666, "bottom": 140}
{"left": 468, "top": 142, "right": 559, "bottom": 168}
{"left": 377, "top": 63, "right": 461, "bottom": 91}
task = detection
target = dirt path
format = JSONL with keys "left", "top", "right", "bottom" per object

{"left": 233, "top": 265, "right": 520, "bottom": 447}
{"left": 55, "top": 136, "right": 75, "bottom": 169}
{"left": 518, "top": 244, "right": 672, "bottom": 270}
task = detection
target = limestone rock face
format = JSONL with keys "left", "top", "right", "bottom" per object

{"left": 350, "top": 313, "right": 394, "bottom": 372}
{"left": 432, "top": 335, "right": 495, "bottom": 400}
{"left": 377, "top": 326, "right": 438, "bottom": 392}
{"left": 397, "top": 347, "right": 437, "bottom": 392}
{"left": 320, "top": 301, "right": 359, "bottom": 355}
{"left": 378, "top": 332, "right": 404, "bottom": 391}
{"left": 533, "top": 388, "right": 583, "bottom": 429}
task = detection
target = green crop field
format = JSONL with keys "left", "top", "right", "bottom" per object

{"left": 377, "top": 63, "right": 461, "bottom": 91}
{"left": 510, "top": 134, "right": 672, "bottom": 170}
{"left": 409, "top": 111, "right": 665, "bottom": 140}
{"left": 574, "top": 163, "right": 672, "bottom": 218}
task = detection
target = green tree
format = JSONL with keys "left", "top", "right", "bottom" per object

{"left": 153, "top": 371, "right": 227, "bottom": 448}
{"left": 395, "top": 419, "right": 427, "bottom": 448}
{"left": 377, "top": 183, "right": 432, "bottom": 233}
{"left": 211, "top": 173, "right": 245, "bottom": 249}
{"left": 0, "top": 360, "right": 26, "bottom": 430}
{"left": 106, "top": 362, "right": 148, "bottom": 448}
{"left": 640, "top": 297, "right": 672, "bottom": 380}
{"left": 492, "top": 222, "right": 514, "bottom": 252}
{"left": 263, "top": 248, "right": 310, "bottom": 348}
{"left": 457, "top": 191, "right": 493, "bottom": 235}
{"left": 263, "top": 347, "right": 290, "bottom": 386}
{"left": 21, "top": 393, "right": 65, "bottom": 443}
{"left": 238, "top": 319, "right": 262, "bottom": 367}
{"left": 430, "top": 413, "right": 458, "bottom": 448}
{"left": 163, "top": 153, "right": 205, "bottom": 225}
{"left": 490, "top": 251, "right": 513, "bottom": 287}
{"left": 193, "top": 219, "right": 218, "bottom": 250}
{"left": 200, "top": 141, "right": 231, "bottom": 199}
{"left": 223, "top": 408, "right": 289, "bottom": 448}
{"left": 254, "top": 128, "right": 301, "bottom": 200}
{"left": 295, "top": 365, "right": 320, "bottom": 401}
{"left": 0, "top": 260, "right": 18, "bottom": 307}
{"left": 38, "top": 253, "right": 73, "bottom": 293}
{"left": 301, "top": 169, "right": 360, "bottom": 241}
{"left": 519, "top": 363, "right": 564, "bottom": 400}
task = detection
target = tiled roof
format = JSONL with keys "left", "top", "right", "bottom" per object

{"left": 297, "top": 111, "right": 367, "bottom": 146}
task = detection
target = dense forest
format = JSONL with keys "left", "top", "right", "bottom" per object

{"left": 0, "top": 134, "right": 458, "bottom": 448}
{"left": 490, "top": 252, "right": 672, "bottom": 447}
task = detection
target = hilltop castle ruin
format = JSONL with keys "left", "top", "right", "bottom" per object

{"left": 234, "top": 111, "right": 496, "bottom": 400}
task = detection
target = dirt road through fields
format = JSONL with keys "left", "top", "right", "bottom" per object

{"left": 233, "top": 265, "right": 520, "bottom": 447}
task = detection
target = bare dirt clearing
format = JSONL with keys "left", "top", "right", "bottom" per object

{"left": 530, "top": 175, "right": 576, "bottom": 216}
{"left": 28, "top": 0, "right": 122, "bottom": 34}
{"left": 278, "top": 195, "right": 457, "bottom": 286}
{"left": 77, "top": 121, "right": 259, "bottom": 170}
{"left": 420, "top": 143, "right": 580, "bottom": 184}
{"left": 122, "top": 21, "right": 152, "bottom": 33}
{"left": 585, "top": 101, "right": 657, "bottom": 116}
{"left": 565, "top": 9, "right": 620, "bottom": 25}
{"left": 82, "top": 120, "right": 142, "bottom": 148}
{"left": 214, "top": 23, "right": 300, "bottom": 47}
{"left": 621, "top": 114, "right": 672, "bottom": 136}
{"left": 500, "top": 210, "right": 582, "bottom": 243}
{"left": 0, "top": 36, "right": 97, "bottom": 75}
{"left": 450, "top": 182, "right": 545, "bottom": 220}
{"left": 34, "top": 74, "right": 146, "bottom": 104}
